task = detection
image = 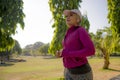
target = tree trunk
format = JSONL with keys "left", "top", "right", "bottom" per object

{"left": 103, "top": 57, "right": 110, "bottom": 69}
{"left": 103, "top": 53, "right": 110, "bottom": 69}
{"left": 0, "top": 56, "right": 5, "bottom": 64}
{"left": 100, "top": 48, "right": 110, "bottom": 69}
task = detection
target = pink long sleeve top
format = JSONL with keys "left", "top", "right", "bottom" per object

{"left": 61, "top": 26, "right": 95, "bottom": 68}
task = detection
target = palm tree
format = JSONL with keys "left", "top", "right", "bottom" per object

{"left": 95, "top": 27, "right": 120, "bottom": 69}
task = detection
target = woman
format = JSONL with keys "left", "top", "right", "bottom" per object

{"left": 56, "top": 9, "right": 95, "bottom": 80}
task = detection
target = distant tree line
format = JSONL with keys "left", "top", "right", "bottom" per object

{"left": 0, "top": 41, "right": 50, "bottom": 64}
{"left": 22, "top": 42, "right": 50, "bottom": 56}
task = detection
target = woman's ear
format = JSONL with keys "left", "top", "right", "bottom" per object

{"left": 76, "top": 15, "right": 80, "bottom": 23}
{"left": 77, "top": 18, "right": 80, "bottom": 23}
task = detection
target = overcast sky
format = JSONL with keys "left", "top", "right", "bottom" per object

{"left": 13, "top": 0, "right": 109, "bottom": 48}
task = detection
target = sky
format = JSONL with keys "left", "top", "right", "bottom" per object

{"left": 13, "top": 0, "right": 109, "bottom": 48}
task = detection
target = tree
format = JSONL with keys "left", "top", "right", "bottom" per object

{"left": 11, "top": 40, "right": 22, "bottom": 55}
{"left": 107, "top": 0, "right": 120, "bottom": 56}
{"left": 0, "top": 0, "right": 25, "bottom": 51}
{"left": 22, "top": 42, "right": 44, "bottom": 56}
{"left": 107, "top": 0, "right": 120, "bottom": 68}
{"left": 94, "top": 28, "right": 111, "bottom": 69}
{"left": 39, "top": 43, "right": 49, "bottom": 55}
{"left": 0, "top": 51, "right": 8, "bottom": 64}
{"left": 0, "top": 40, "right": 22, "bottom": 64}
{"left": 48, "top": 0, "right": 91, "bottom": 55}
{"left": 107, "top": 0, "right": 120, "bottom": 35}
{"left": 94, "top": 27, "right": 120, "bottom": 69}
{"left": 81, "top": 14, "right": 90, "bottom": 32}
{"left": 100, "top": 28, "right": 113, "bottom": 69}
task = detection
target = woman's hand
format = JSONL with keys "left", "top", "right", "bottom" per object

{"left": 55, "top": 49, "right": 63, "bottom": 58}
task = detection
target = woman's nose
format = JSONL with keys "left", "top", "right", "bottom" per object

{"left": 66, "top": 16, "right": 70, "bottom": 19}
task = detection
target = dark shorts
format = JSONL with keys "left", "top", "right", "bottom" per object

{"left": 64, "top": 67, "right": 93, "bottom": 80}
{"left": 68, "top": 63, "right": 91, "bottom": 74}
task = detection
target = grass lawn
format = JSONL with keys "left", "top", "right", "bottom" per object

{"left": 0, "top": 56, "right": 120, "bottom": 80}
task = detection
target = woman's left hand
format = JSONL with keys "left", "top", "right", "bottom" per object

{"left": 55, "top": 49, "right": 63, "bottom": 58}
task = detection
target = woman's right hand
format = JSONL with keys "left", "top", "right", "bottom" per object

{"left": 55, "top": 50, "right": 61, "bottom": 58}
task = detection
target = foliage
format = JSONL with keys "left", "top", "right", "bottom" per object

{"left": 22, "top": 49, "right": 32, "bottom": 56}
{"left": 0, "top": 40, "right": 22, "bottom": 64}
{"left": 32, "top": 42, "right": 44, "bottom": 50}
{"left": 39, "top": 43, "right": 49, "bottom": 55}
{"left": 106, "top": 0, "right": 120, "bottom": 68}
{"left": 107, "top": 0, "right": 120, "bottom": 35}
{"left": 80, "top": 14, "right": 90, "bottom": 32}
{"left": 0, "top": 0, "right": 25, "bottom": 51}
{"left": 92, "top": 27, "right": 120, "bottom": 69}
{"left": 92, "top": 27, "right": 119, "bottom": 56}
{"left": 11, "top": 40, "right": 22, "bottom": 55}
{"left": 48, "top": 0, "right": 85, "bottom": 54}
{"left": 22, "top": 42, "right": 44, "bottom": 56}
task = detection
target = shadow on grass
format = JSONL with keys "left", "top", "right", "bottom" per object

{"left": 44, "top": 77, "right": 65, "bottom": 80}
{"left": 42, "top": 55, "right": 57, "bottom": 59}
{"left": 0, "top": 63, "right": 14, "bottom": 67}
{"left": 109, "top": 74, "right": 120, "bottom": 80}
{"left": 0, "top": 59, "right": 26, "bottom": 67}
{"left": 108, "top": 68, "right": 120, "bottom": 72}
{"left": 8, "top": 59, "right": 26, "bottom": 63}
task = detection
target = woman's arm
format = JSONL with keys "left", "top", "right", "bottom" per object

{"left": 61, "top": 27, "right": 95, "bottom": 57}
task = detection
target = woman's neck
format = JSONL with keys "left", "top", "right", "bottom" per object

{"left": 68, "top": 24, "right": 79, "bottom": 28}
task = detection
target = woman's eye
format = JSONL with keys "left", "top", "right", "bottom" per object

{"left": 64, "top": 15, "right": 68, "bottom": 18}
{"left": 70, "top": 14, "right": 73, "bottom": 16}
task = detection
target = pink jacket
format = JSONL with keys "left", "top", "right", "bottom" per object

{"left": 61, "top": 26, "right": 95, "bottom": 68}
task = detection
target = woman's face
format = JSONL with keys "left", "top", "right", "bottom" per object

{"left": 65, "top": 12, "right": 79, "bottom": 27}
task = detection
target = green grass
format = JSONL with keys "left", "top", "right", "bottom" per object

{"left": 0, "top": 56, "right": 120, "bottom": 80}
